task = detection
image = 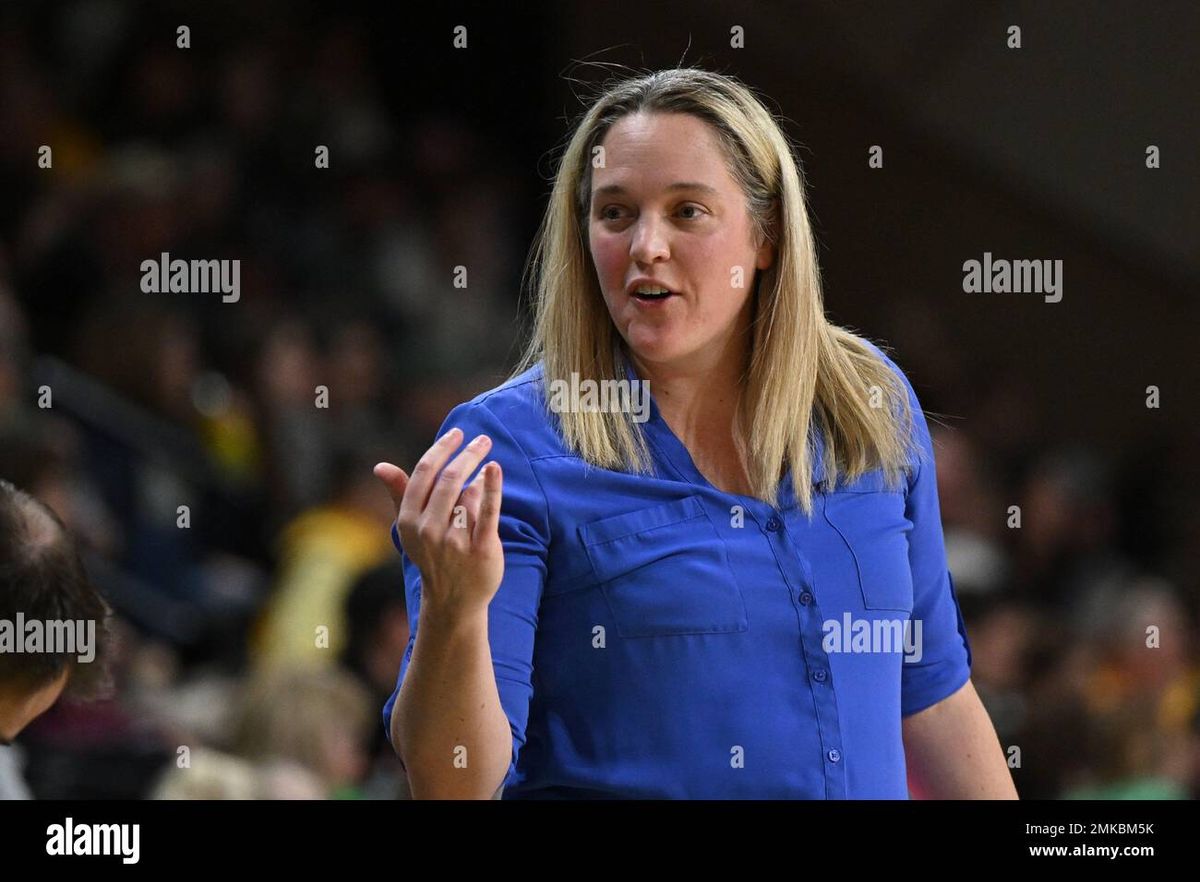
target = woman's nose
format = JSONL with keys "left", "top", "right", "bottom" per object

{"left": 629, "top": 216, "right": 670, "bottom": 263}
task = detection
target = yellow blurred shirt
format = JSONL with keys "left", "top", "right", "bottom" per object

{"left": 251, "top": 506, "right": 392, "bottom": 669}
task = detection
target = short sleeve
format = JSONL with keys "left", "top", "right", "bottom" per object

{"left": 873, "top": 349, "right": 973, "bottom": 717}
{"left": 381, "top": 398, "right": 550, "bottom": 789}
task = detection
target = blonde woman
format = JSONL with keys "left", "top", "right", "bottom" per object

{"left": 374, "top": 68, "right": 1017, "bottom": 800}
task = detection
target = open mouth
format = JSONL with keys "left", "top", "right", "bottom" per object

{"left": 631, "top": 288, "right": 676, "bottom": 302}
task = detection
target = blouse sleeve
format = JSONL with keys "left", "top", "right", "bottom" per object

{"left": 381, "top": 398, "right": 550, "bottom": 788}
{"left": 875, "top": 347, "right": 974, "bottom": 716}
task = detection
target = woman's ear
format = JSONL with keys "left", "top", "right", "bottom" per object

{"left": 754, "top": 200, "right": 778, "bottom": 271}
{"left": 756, "top": 238, "right": 775, "bottom": 271}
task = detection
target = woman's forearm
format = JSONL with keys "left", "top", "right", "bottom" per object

{"left": 392, "top": 601, "right": 512, "bottom": 799}
{"left": 901, "top": 678, "right": 1019, "bottom": 799}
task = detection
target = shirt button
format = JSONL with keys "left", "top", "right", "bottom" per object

{"left": 799, "top": 592, "right": 813, "bottom": 605}
{"left": 812, "top": 669, "right": 828, "bottom": 682}
{"left": 828, "top": 749, "right": 841, "bottom": 763}
{"left": 765, "top": 517, "right": 781, "bottom": 532}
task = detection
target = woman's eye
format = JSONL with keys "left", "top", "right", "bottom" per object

{"left": 598, "top": 204, "right": 704, "bottom": 222}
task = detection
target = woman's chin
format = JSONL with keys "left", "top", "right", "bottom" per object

{"left": 624, "top": 338, "right": 680, "bottom": 365}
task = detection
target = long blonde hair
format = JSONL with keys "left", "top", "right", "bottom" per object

{"left": 511, "top": 67, "right": 922, "bottom": 517}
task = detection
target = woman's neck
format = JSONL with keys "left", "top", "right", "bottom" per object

{"left": 627, "top": 341, "right": 752, "bottom": 493}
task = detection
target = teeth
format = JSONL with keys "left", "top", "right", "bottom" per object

{"left": 634, "top": 285, "right": 670, "bottom": 296}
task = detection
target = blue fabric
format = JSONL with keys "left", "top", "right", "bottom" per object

{"left": 382, "top": 342, "right": 972, "bottom": 798}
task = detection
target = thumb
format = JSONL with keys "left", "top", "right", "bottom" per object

{"left": 372, "top": 462, "right": 409, "bottom": 513}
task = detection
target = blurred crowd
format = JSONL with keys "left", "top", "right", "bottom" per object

{"left": 892, "top": 309, "right": 1200, "bottom": 799}
{"left": 0, "top": 2, "right": 525, "bottom": 799}
{"left": 2, "top": 2, "right": 1197, "bottom": 799}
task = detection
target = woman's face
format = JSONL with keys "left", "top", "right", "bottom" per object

{"left": 588, "top": 111, "right": 773, "bottom": 374}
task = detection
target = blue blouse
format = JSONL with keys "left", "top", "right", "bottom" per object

{"left": 382, "top": 342, "right": 972, "bottom": 798}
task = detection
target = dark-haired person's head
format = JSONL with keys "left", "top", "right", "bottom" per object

{"left": 0, "top": 479, "right": 112, "bottom": 743}
{"left": 342, "top": 560, "right": 408, "bottom": 696}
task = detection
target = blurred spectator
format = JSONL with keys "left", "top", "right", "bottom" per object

{"left": 249, "top": 441, "right": 395, "bottom": 670}
{"left": 0, "top": 479, "right": 114, "bottom": 739}
{"left": 340, "top": 560, "right": 409, "bottom": 797}
{"left": 231, "top": 666, "right": 374, "bottom": 798}
{"left": 149, "top": 748, "right": 325, "bottom": 800}
{"left": 1010, "top": 446, "right": 1134, "bottom": 612}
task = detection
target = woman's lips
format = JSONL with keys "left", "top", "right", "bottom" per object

{"left": 630, "top": 290, "right": 677, "bottom": 304}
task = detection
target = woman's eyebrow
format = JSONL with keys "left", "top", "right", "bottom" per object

{"left": 593, "top": 181, "right": 719, "bottom": 198}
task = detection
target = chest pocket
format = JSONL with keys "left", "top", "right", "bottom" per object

{"left": 821, "top": 470, "right": 915, "bottom": 613}
{"left": 579, "top": 495, "right": 748, "bottom": 638}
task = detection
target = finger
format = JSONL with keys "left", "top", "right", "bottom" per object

{"left": 454, "top": 465, "right": 489, "bottom": 533}
{"left": 473, "top": 461, "right": 503, "bottom": 545}
{"left": 446, "top": 486, "right": 478, "bottom": 543}
{"left": 424, "top": 434, "right": 493, "bottom": 529}
{"left": 399, "top": 427, "right": 465, "bottom": 526}
{"left": 372, "top": 463, "right": 409, "bottom": 514}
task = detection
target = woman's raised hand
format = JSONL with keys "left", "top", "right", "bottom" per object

{"left": 373, "top": 428, "right": 504, "bottom": 616}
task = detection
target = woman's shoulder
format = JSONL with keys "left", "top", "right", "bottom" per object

{"left": 466, "top": 361, "right": 545, "bottom": 411}
{"left": 828, "top": 332, "right": 931, "bottom": 486}
{"left": 444, "top": 362, "right": 564, "bottom": 459}
{"left": 845, "top": 334, "right": 924, "bottom": 417}
{"left": 856, "top": 337, "right": 910, "bottom": 390}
